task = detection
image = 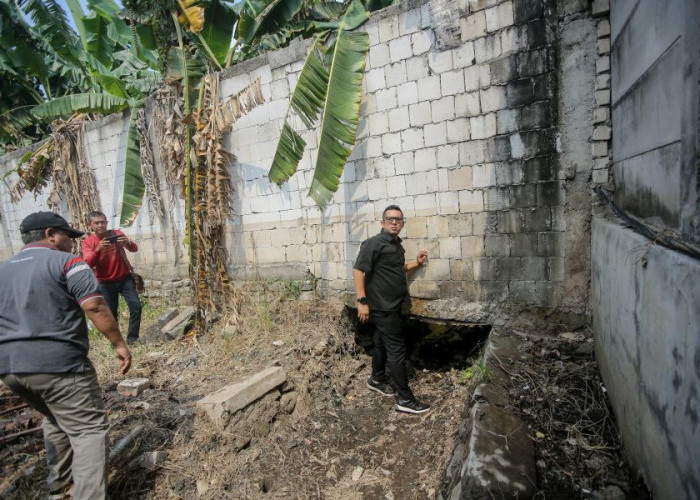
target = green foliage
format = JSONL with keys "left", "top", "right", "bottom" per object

{"left": 459, "top": 360, "right": 490, "bottom": 384}
{"left": 268, "top": 0, "right": 370, "bottom": 211}
{"left": 120, "top": 112, "right": 145, "bottom": 226}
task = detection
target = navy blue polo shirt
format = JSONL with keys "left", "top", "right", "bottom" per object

{"left": 354, "top": 231, "right": 407, "bottom": 312}
{"left": 0, "top": 244, "right": 102, "bottom": 374}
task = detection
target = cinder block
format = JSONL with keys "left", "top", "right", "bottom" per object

{"left": 593, "top": 106, "right": 609, "bottom": 123}
{"left": 441, "top": 70, "right": 466, "bottom": 96}
{"left": 432, "top": 97, "right": 456, "bottom": 122}
{"left": 454, "top": 42, "right": 476, "bottom": 69}
{"left": 427, "top": 215, "right": 449, "bottom": 238}
{"left": 597, "top": 19, "right": 611, "bottom": 38}
{"left": 475, "top": 34, "right": 502, "bottom": 63}
{"left": 417, "top": 75, "right": 441, "bottom": 101}
{"left": 509, "top": 233, "right": 537, "bottom": 256}
{"left": 448, "top": 165, "right": 474, "bottom": 191}
{"left": 414, "top": 147, "right": 437, "bottom": 171}
{"left": 414, "top": 193, "right": 438, "bottom": 215}
{"left": 424, "top": 122, "right": 447, "bottom": 147}
{"left": 591, "top": 0, "right": 609, "bottom": 16}
{"left": 397, "top": 82, "right": 419, "bottom": 106}
{"left": 376, "top": 88, "right": 398, "bottom": 111}
{"left": 523, "top": 207, "right": 552, "bottom": 232}
{"left": 440, "top": 237, "right": 462, "bottom": 258}
{"left": 409, "top": 101, "right": 432, "bottom": 126}
{"left": 118, "top": 378, "right": 150, "bottom": 397}
{"left": 437, "top": 144, "right": 459, "bottom": 168}
{"left": 456, "top": 91, "right": 482, "bottom": 117}
{"left": 517, "top": 49, "right": 548, "bottom": 77}
{"left": 407, "top": 57, "right": 430, "bottom": 80}
{"left": 389, "top": 36, "right": 413, "bottom": 62}
{"left": 521, "top": 102, "right": 551, "bottom": 130}
{"left": 470, "top": 113, "right": 497, "bottom": 140}
{"left": 449, "top": 261, "right": 474, "bottom": 281}
{"left": 366, "top": 68, "right": 386, "bottom": 92}
{"left": 480, "top": 86, "right": 507, "bottom": 113}
{"left": 401, "top": 128, "right": 425, "bottom": 151}
{"left": 368, "top": 112, "right": 389, "bottom": 135}
{"left": 388, "top": 107, "right": 410, "bottom": 132}
{"left": 411, "top": 30, "right": 434, "bottom": 56}
{"left": 592, "top": 140, "right": 608, "bottom": 157}
{"left": 592, "top": 125, "right": 611, "bottom": 141}
{"left": 485, "top": 187, "right": 509, "bottom": 210}
{"left": 394, "top": 151, "right": 415, "bottom": 174}
{"left": 513, "top": 0, "right": 543, "bottom": 23}
{"left": 595, "top": 89, "right": 610, "bottom": 106}
{"left": 469, "top": 0, "right": 499, "bottom": 12}
{"left": 459, "top": 189, "right": 484, "bottom": 212}
{"left": 595, "top": 74, "right": 610, "bottom": 90}
{"left": 473, "top": 163, "right": 497, "bottom": 188}
{"left": 526, "top": 18, "right": 547, "bottom": 48}
{"left": 597, "top": 37, "right": 610, "bottom": 55}
{"left": 500, "top": 27, "right": 523, "bottom": 55}
{"left": 499, "top": 209, "right": 525, "bottom": 235}
{"left": 596, "top": 55, "right": 610, "bottom": 74}
{"left": 446, "top": 118, "right": 470, "bottom": 143}
{"left": 460, "top": 139, "right": 487, "bottom": 165}
{"left": 484, "top": 234, "right": 510, "bottom": 257}
{"left": 509, "top": 184, "right": 536, "bottom": 208}
{"left": 473, "top": 258, "right": 498, "bottom": 280}
{"left": 490, "top": 55, "right": 517, "bottom": 85}
{"left": 506, "top": 78, "right": 534, "bottom": 107}
{"left": 497, "top": 108, "right": 520, "bottom": 134}
{"left": 378, "top": 17, "right": 399, "bottom": 43}
{"left": 461, "top": 10, "right": 486, "bottom": 41}
{"left": 449, "top": 214, "right": 473, "bottom": 236}
{"left": 428, "top": 50, "right": 454, "bottom": 75}
{"left": 398, "top": 8, "right": 422, "bottom": 36}
{"left": 485, "top": 1, "right": 514, "bottom": 33}
{"left": 382, "top": 133, "right": 402, "bottom": 155}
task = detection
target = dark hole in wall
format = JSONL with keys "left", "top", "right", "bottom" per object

{"left": 347, "top": 307, "right": 491, "bottom": 373}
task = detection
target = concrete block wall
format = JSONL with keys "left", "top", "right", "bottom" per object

{"left": 218, "top": 0, "right": 598, "bottom": 326}
{"left": 591, "top": 0, "right": 700, "bottom": 496}
{"left": 0, "top": 0, "right": 600, "bottom": 326}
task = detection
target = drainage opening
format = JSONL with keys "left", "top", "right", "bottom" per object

{"left": 349, "top": 308, "right": 491, "bottom": 373}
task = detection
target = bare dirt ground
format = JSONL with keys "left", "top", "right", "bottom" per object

{"left": 1, "top": 285, "right": 649, "bottom": 499}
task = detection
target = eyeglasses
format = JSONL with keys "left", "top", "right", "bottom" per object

{"left": 384, "top": 217, "right": 404, "bottom": 223}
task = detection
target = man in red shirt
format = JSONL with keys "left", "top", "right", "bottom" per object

{"left": 81, "top": 211, "right": 142, "bottom": 344}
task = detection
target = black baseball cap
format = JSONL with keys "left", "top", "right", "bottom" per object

{"left": 19, "top": 211, "right": 85, "bottom": 238}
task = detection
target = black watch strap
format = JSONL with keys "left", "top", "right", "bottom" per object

{"left": 356, "top": 297, "right": 367, "bottom": 305}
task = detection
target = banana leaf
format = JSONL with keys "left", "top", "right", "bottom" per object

{"left": 237, "top": 0, "right": 304, "bottom": 44}
{"left": 20, "top": 0, "right": 84, "bottom": 70}
{"left": 198, "top": 0, "right": 237, "bottom": 66}
{"left": 119, "top": 110, "right": 145, "bottom": 226}
{"left": 308, "top": 28, "right": 368, "bottom": 210}
{"left": 31, "top": 93, "right": 130, "bottom": 119}
{"left": 268, "top": 0, "right": 369, "bottom": 210}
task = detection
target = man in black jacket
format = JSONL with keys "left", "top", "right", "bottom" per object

{"left": 353, "top": 205, "right": 430, "bottom": 414}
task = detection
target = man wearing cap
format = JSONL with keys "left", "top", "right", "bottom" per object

{"left": 0, "top": 211, "right": 131, "bottom": 500}
{"left": 353, "top": 205, "right": 430, "bottom": 414}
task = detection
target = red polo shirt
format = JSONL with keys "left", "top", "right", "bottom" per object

{"left": 81, "top": 230, "right": 138, "bottom": 283}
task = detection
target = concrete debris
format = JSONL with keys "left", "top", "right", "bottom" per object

{"left": 138, "top": 451, "right": 168, "bottom": 468}
{"left": 161, "top": 306, "right": 195, "bottom": 339}
{"left": 117, "top": 378, "right": 150, "bottom": 397}
{"left": 197, "top": 367, "right": 286, "bottom": 429}
{"left": 351, "top": 466, "right": 364, "bottom": 481}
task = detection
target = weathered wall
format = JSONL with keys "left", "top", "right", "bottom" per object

{"left": 591, "top": 0, "right": 700, "bottom": 497}
{"left": 592, "top": 219, "right": 700, "bottom": 499}
{"left": 610, "top": 0, "right": 699, "bottom": 239}
{"left": 0, "top": 0, "right": 601, "bottom": 327}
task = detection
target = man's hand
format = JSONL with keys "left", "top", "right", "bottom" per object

{"left": 115, "top": 342, "right": 132, "bottom": 375}
{"left": 97, "top": 237, "right": 112, "bottom": 251}
{"left": 116, "top": 235, "right": 130, "bottom": 245}
{"left": 416, "top": 249, "right": 429, "bottom": 265}
{"left": 358, "top": 303, "right": 370, "bottom": 323}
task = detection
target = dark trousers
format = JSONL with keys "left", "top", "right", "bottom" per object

{"left": 370, "top": 310, "right": 414, "bottom": 401}
{"left": 100, "top": 276, "right": 141, "bottom": 342}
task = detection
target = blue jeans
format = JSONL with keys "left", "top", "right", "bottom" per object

{"left": 100, "top": 276, "right": 141, "bottom": 342}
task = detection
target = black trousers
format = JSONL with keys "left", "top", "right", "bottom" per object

{"left": 370, "top": 310, "right": 414, "bottom": 401}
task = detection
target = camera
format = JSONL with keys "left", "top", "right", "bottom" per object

{"left": 106, "top": 234, "right": 120, "bottom": 244}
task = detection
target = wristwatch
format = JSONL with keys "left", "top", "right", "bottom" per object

{"left": 356, "top": 297, "right": 368, "bottom": 305}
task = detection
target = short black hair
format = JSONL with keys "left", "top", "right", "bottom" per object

{"left": 382, "top": 205, "right": 403, "bottom": 220}
{"left": 21, "top": 229, "right": 47, "bottom": 244}
{"left": 87, "top": 210, "right": 106, "bottom": 222}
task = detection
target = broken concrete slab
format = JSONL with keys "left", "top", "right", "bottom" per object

{"left": 161, "top": 306, "right": 195, "bottom": 339}
{"left": 461, "top": 402, "right": 536, "bottom": 498}
{"left": 197, "top": 367, "right": 286, "bottom": 429}
{"left": 117, "top": 378, "right": 150, "bottom": 397}
{"left": 157, "top": 308, "right": 178, "bottom": 326}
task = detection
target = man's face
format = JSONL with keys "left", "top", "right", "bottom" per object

{"left": 49, "top": 229, "right": 73, "bottom": 252}
{"left": 381, "top": 209, "right": 404, "bottom": 237}
{"left": 89, "top": 216, "right": 109, "bottom": 237}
